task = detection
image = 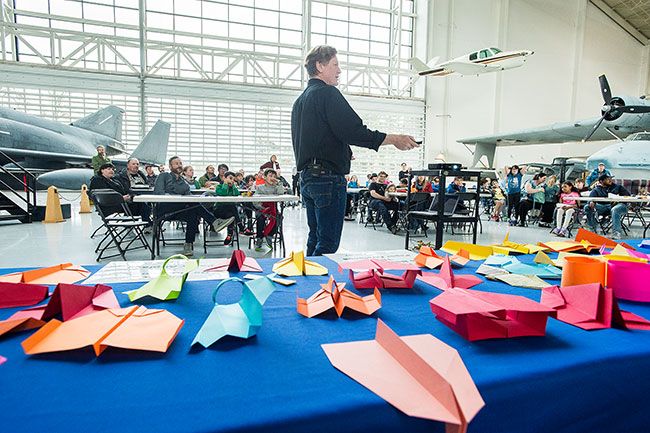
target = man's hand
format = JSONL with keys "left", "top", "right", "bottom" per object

{"left": 383, "top": 134, "right": 419, "bottom": 150}
{"left": 589, "top": 202, "right": 595, "bottom": 208}
{"left": 123, "top": 194, "right": 131, "bottom": 202}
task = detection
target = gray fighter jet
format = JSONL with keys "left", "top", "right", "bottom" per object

{"left": 458, "top": 75, "right": 650, "bottom": 176}
{"left": 0, "top": 106, "right": 170, "bottom": 189}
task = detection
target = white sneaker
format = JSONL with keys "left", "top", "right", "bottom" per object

{"left": 212, "top": 217, "right": 235, "bottom": 233}
{"left": 611, "top": 231, "right": 622, "bottom": 240}
{"left": 551, "top": 227, "right": 560, "bottom": 235}
{"left": 182, "top": 242, "right": 194, "bottom": 257}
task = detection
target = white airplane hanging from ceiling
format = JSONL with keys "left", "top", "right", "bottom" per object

{"left": 410, "top": 47, "right": 534, "bottom": 77}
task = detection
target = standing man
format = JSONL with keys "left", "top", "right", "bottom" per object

{"left": 586, "top": 162, "right": 611, "bottom": 188}
{"left": 91, "top": 145, "right": 111, "bottom": 174}
{"left": 292, "top": 45, "right": 419, "bottom": 256}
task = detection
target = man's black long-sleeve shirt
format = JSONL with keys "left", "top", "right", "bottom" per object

{"left": 291, "top": 78, "right": 386, "bottom": 175}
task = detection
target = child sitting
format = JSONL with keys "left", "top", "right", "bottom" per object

{"left": 491, "top": 180, "right": 506, "bottom": 221}
{"left": 254, "top": 169, "right": 286, "bottom": 251}
{"left": 212, "top": 171, "right": 240, "bottom": 246}
{"left": 552, "top": 181, "right": 580, "bottom": 237}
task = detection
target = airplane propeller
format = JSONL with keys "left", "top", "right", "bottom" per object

{"left": 582, "top": 75, "right": 650, "bottom": 142}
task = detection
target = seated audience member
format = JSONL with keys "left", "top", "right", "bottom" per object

{"left": 369, "top": 171, "right": 399, "bottom": 234}
{"left": 182, "top": 166, "right": 200, "bottom": 190}
{"left": 198, "top": 165, "right": 218, "bottom": 188}
{"left": 234, "top": 172, "right": 244, "bottom": 189}
{"left": 253, "top": 169, "right": 286, "bottom": 251}
{"left": 347, "top": 175, "right": 359, "bottom": 189}
{"left": 239, "top": 175, "right": 257, "bottom": 235}
{"left": 154, "top": 156, "right": 221, "bottom": 256}
{"left": 367, "top": 173, "right": 378, "bottom": 187}
{"left": 291, "top": 167, "right": 300, "bottom": 197}
{"left": 398, "top": 163, "right": 410, "bottom": 182}
{"left": 216, "top": 164, "right": 229, "bottom": 184}
{"left": 539, "top": 175, "right": 559, "bottom": 227}
{"left": 515, "top": 173, "right": 546, "bottom": 226}
{"left": 365, "top": 173, "right": 373, "bottom": 187}
{"left": 212, "top": 171, "right": 239, "bottom": 246}
{"left": 491, "top": 180, "right": 506, "bottom": 221}
{"left": 145, "top": 165, "right": 157, "bottom": 187}
{"left": 345, "top": 175, "right": 361, "bottom": 220}
{"left": 411, "top": 176, "right": 427, "bottom": 193}
{"left": 255, "top": 169, "right": 265, "bottom": 186}
{"left": 117, "top": 158, "right": 148, "bottom": 191}
{"left": 552, "top": 181, "right": 580, "bottom": 237}
{"left": 574, "top": 178, "right": 589, "bottom": 194}
{"left": 446, "top": 176, "right": 467, "bottom": 212}
{"left": 585, "top": 162, "right": 611, "bottom": 188}
{"left": 584, "top": 174, "right": 630, "bottom": 239}
{"left": 158, "top": 164, "right": 166, "bottom": 173}
{"left": 260, "top": 154, "right": 280, "bottom": 171}
{"left": 430, "top": 176, "right": 440, "bottom": 192}
{"left": 505, "top": 164, "right": 527, "bottom": 219}
{"left": 89, "top": 163, "right": 151, "bottom": 224}
{"left": 398, "top": 178, "right": 409, "bottom": 190}
{"left": 243, "top": 174, "right": 255, "bottom": 191}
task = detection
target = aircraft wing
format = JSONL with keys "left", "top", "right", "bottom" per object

{"left": 0, "top": 147, "right": 92, "bottom": 163}
{"left": 444, "top": 61, "right": 499, "bottom": 75}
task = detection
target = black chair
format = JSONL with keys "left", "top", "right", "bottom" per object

{"left": 93, "top": 190, "right": 152, "bottom": 261}
{"left": 408, "top": 194, "right": 459, "bottom": 236}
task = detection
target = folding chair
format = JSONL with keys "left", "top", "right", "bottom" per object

{"left": 408, "top": 194, "right": 459, "bottom": 237}
{"left": 248, "top": 204, "right": 285, "bottom": 255}
{"left": 93, "top": 190, "right": 152, "bottom": 261}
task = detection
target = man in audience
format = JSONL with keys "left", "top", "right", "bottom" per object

{"left": 574, "top": 178, "right": 589, "bottom": 194}
{"left": 446, "top": 176, "right": 468, "bottom": 212}
{"left": 431, "top": 176, "right": 440, "bottom": 192}
{"left": 91, "top": 145, "right": 111, "bottom": 174}
{"left": 198, "top": 165, "right": 218, "bottom": 188}
{"left": 154, "top": 156, "right": 225, "bottom": 256}
{"left": 158, "top": 164, "right": 166, "bottom": 173}
{"left": 586, "top": 162, "right": 611, "bottom": 188}
{"left": 89, "top": 163, "right": 151, "bottom": 225}
{"left": 398, "top": 163, "right": 410, "bottom": 183}
{"left": 117, "top": 158, "right": 148, "bottom": 190}
{"left": 369, "top": 171, "right": 399, "bottom": 234}
{"left": 254, "top": 168, "right": 286, "bottom": 251}
{"left": 145, "top": 165, "right": 157, "bottom": 187}
{"left": 584, "top": 173, "right": 630, "bottom": 239}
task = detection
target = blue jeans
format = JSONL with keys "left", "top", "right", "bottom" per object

{"left": 301, "top": 170, "right": 347, "bottom": 256}
{"left": 584, "top": 203, "right": 628, "bottom": 233}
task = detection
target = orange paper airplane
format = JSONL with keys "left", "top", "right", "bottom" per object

{"left": 0, "top": 263, "right": 90, "bottom": 284}
{"left": 415, "top": 247, "right": 471, "bottom": 269}
{"left": 0, "top": 317, "right": 45, "bottom": 339}
{"left": 575, "top": 228, "right": 633, "bottom": 250}
{"left": 418, "top": 257, "right": 483, "bottom": 291}
{"left": 322, "top": 319, "right": 484, "bottom": 433}
{"left": 22, "top": 306, "right": 184, "bottom": 356}
{"left": 297, "top": 275, "right": 381, "bottom": 318}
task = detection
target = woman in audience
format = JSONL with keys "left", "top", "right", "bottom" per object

{"left": 491, "top": 180, "right": 506, "bottom": 221}
{"left": 347, "top": 175, "right": 359, "bottom": 188}
{"left": 505, "top": 164, "right": 526, "bottom": 220}
{"left": 430, "top": 176, "right": 440, "bottom": 192}
{"left": 411, "top": 176, "right": 428, "bottom": 192}
{"left": 182, "top": 166, "right": 200, "bottom": 190}
{"left": 260, "top": 154, "right": 280, "bottom": 171}
{"left": 539, "top": 175, "right": 559, "bottom": 227}
{"left": 514, "top": 173, "right": 546, "bottom": 226}
{"left": 552, "top": 181, "right": 580, "bottom": 237}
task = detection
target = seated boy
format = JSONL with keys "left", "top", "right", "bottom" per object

{"left": 212, "top": 171, "right": 239, "bottom": 246}
{"left": 254, "top": 169, "right": 285, "bottom": 251}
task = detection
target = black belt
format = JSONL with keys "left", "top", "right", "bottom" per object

{"left": 303, "top": 159, "right": 339, "bottom": 175}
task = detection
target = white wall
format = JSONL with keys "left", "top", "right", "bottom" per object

{"left": 422, "top": 0, "right": 649, "bottom": 168}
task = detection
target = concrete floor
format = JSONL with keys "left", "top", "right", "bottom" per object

{"left": 0, "top": 195, "right": 646, "bottom": 268}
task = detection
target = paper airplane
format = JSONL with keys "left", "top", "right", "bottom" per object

{"left": 540, "top": 283, "right": 650, "bottom": 330}
{"left": 338, "top": 259, "right": 422, "bottom": 289}
{"left": 502, "top": 258, "right": 562, "bottom": 279}
{"left": 429, "top": 287, "right": 557, "bottom": 341}
{"left": 418, "top": 257, "right": 482, "bottom": 291}
{"left": 0, "top": 263, "right": 90, "bottom": 284}
{"left": 538, "top": 239, "right": 598, "bottom": 253}
{"left": 322, "top": 320, "right": 484, "bottom": 432}
{"left": 0, "top": 282, "right": 48, "bottom": 308}
{"left": 0, "top": 317, "right": 45, "bottom": 338}
{"left": 491, "top": 232, "right": 546, "bottom": 255}
{"left": 640, "top": 240, "right": 650, "bottom": 249}
{"left": 204, "top": 250, "right": 263, "bottom": 273}
{"left": 490, "top": 273, "right": 550, "bottom": 290}
{"left": 483, "top": 254, "right": 519, "bottom": 267}
{"left": 244, "top": 273, "right": 296, "bottom": 286}
{"left": 414, "top": 246, "right": 445, "bottom": 269}
{"left": 450, "top": 249, "right": 471, "bottom": 267}
{"left": 22, "top": 306, "right": 184, "bottom": 355}
{"left": 272, "top": 251, "right": 328, "bottom": 276}
{"left": 441, "top": 240, "right": 494, "bottom": 260}
{"left": 575, "top": 228, "right": 633, "bottom": 250}
{"left": 192, "top": 276, "right": 276, "bottom": 347}
{"left": 475, "top": 264, "right": 509, "bottom": 277}
{"left": 124, "top": 254, "right": 198, "bottom": 302}
{"left": 297, "top": 275, "right": 381, "bottom": 318}
{"left": 0, "top": 355, "right": 5, "bottom": 365}
{"left": 560, "top": 256, "right": 606, "bottom": 287}
{"left": 9, "top": 283, "right": 119, "bottom": 322}
{"left": 606, "top": 260, "right": 650, "bottom": 302}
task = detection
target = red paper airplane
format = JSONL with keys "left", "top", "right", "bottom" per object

{"left": 338, "top": 259, "right": 422, "bottom": 289}
{"left": 418, "top": 257, "right": 483, "bottom": 291}
{"left": 205, "top": 250, "right": 263, "bottom": 273}
{"left": 0, "top": 282, "right": 48, "bottom": 308}
{"left": 540, "top": 283, "right": 650, "bottom": 330}
{"left": 430, "top": 287, "right": 557, "bottom": 341}
{"left": 8, "top": 283, "right": 120, "bottom": 322}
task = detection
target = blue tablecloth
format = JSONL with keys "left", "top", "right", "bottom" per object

{"left": 2, "top": 243, "right": 650, "bottom": 433}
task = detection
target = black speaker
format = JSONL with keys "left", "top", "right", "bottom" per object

{"left": 32, "top": 204, "right": 72, "bottom": 221}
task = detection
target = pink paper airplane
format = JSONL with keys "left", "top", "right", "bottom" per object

{"left": 418, "top": 257, "right": 483, "bottom": 291}
{"left": 430, "top": 287, "right": 556, "bottom": 341}
{"left": 338, "top": 259, "right": 422, "bottom": 289}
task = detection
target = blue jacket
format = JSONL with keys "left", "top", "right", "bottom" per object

{"left": 586, "top": 168, "right": 611, "bottom": 187}
{"left": 446, "top": 183, "right": 466, "bottom": 194}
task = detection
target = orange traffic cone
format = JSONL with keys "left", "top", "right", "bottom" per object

{"left": 79, "top": 184, "right": 91, "bottom": 214}
{"left": 44, "top": 186, "right": 64, "bottom": 223}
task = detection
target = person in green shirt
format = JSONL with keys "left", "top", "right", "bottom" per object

{"left": 91, "top": 145, "right": 111, "bottom": 174}
{"left": 212, "top": 171, "right": 240, "bottom": 246}
{"left": 198, "top": 165, "right": 218, "bottom": 188}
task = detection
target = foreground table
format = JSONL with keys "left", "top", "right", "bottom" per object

{"left": 1, "top": 246, "right": 650, "bottom": 433}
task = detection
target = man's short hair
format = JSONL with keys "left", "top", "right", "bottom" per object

{"left": 127, "top": 157, "right": 139, "bottom": 164}
{"left": 224, "top": 171, "right": 236, "bottom": 178}
{"left": 96, "top": 145, "right": 104, "bottom": 150}
{"left": 244, "top": 174, "right": 255, "bottom": 183}
{"left": 370, "top": 173, "right": 378, "bottom": 178}
{"left": 264, "top": 168, "right": 277, "bottom": 177}
{"left": 598, "top": 173, "right": 611, "bottom": 182}
{"left": 378, "top": 171, "right": 388, "bottom": 177}
{"left": 169, "top": 156, "right": 180, "bottom": 165}
{"left": 304, "top": 45, "right": 337, "bottom": 77}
